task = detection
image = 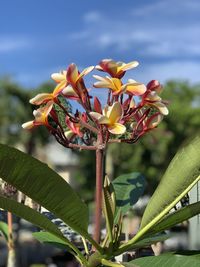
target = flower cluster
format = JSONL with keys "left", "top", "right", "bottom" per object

{"left": 22, "top": 59, "right": 168, "bottom": 149}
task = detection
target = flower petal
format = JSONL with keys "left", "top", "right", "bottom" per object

{"left": 53, "top": 80, "right": 68, "bottom": 96}
{"left": 67, "top": 63, "right": 79, "bottom": 84}
{"left": 29, "top": 93, "right": 53, "bottom": 105}
{"left": 108, "top": 123, "right": 126, "bottom": 135}
{"left": 152, "top": 102, "right": 169, "bottom": 115}
{"left": 107, "top": 102, "right": 123, "bottom": 124}
{"left": 145, "top": 91, "right": 161, "bottom": 102}
{"left": 118, "top": 61, "right": 139, "bottom": 72}
{"left": 51, "top": 71, "right": 67, "bottom": 83}
{"left": 93, "top": 75, "right": 111, "bottom": 88}
{"left": 62, "top": 85, "right": 78, "bottom": 98}
{"left": 78, "top": 66, "right": 94, "bottom": 81}
{"left": 22, "top": 121, "right": 34, "bottom": 130}
{"left": 90, "top": 112, "right": 110, "bottom": 124}
{"left": 125, "top": 79, "right": 146, "bottom": 95}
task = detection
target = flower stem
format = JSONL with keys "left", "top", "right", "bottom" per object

{"left": 7, "top": 212, "right": 14, "bottom": 250}
{"left": 94, "top": 133, "right": 104, "bottom": 244}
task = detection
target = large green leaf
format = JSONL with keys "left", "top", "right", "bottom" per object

{"left": 0, "top": 221, "right": 8, "bottom": 241}
{"left": 124, "top": 251, "right": 200, "bottom": 267}
{"left": 0, "top": 196, "right": 63, "bottom": 237}
{"left": 0, "top": 144, "right": 89, "bottom": 238}
{"left": 0, "top": 196, "right": 87, "bottom": 260}
{"left": 140, "top": 136, "right": 200, "bottom": 229}
{"left": 33, "top": 231, "right": 88, "bottom": 266}
{"left": 33, "top": 231, "right": 73, "bottom": 250}
{"left": 116, "top": 137, "right": 200, "bottom": 255}
{"left": 149, "top": 201, "right": 200, "bottom": 235}
{"left": 124, "top": 233, "right": 171, "bottom": 250}
{"left": 112, "top": 172, "right": 146, "bottom": 219}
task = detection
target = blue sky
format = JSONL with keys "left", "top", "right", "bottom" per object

{"left": 0, "top": 0, "right": 200, "bottom": 88}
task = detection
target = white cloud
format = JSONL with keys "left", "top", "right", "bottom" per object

{"left": 0, "top": 37, "right": 31, "bottom": 53}
{"left": 131, "top": 0, "right": 200, "bottom": 16}
{"left": 83, "top": 11, "right": 101, "bottom": 23}
{"left": 132, "top": 61, "right": 200, "bottom": 85}
{"left": 68, "top": 5, "right": 200, "bottom": 59}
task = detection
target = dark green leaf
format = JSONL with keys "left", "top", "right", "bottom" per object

{"left": 0, "top": 196, "right": 62, "bottom": 237}
{"left": 33, "top": 231, "right": 72, "bottom": 250}
{"left": 0, "top": 144, "right": 89, "bottom": 238}
{"left": 112, "top": 172, "right": 146, "bottom": 220}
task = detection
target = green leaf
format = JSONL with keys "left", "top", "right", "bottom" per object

{"left": 0, "top": 221, "right": 9, "bottom": 241}
{"left": 140, "top": 136, "right": 200, "bottom": 230}
{"left": 150, "top": 201, "right": 200, "bottom": 235}
{"left": 126, "top": 233, "right": 172, "bottom": 250}
{"left": 112, "top": 172, "right": 146, "bottom": 220}
{"left": 33, "top": 231, "right": 72, "bottom": 250}
{"left": 116, "top": 137, "right": 200, "bottom": 255}
{"left": 0, "top": 196, "right": 88, "bottom": 264}
{"left": 102, "top": 176, "right": 116, "bottom": 243}
{"left": 0, "top": 144, "right": 89, "bottom": 238}
{"left": 0, "top": 196, "right": 63, "bottom": 238}
{"left": 125, "top": 251, "right": 200, "bottom": 267}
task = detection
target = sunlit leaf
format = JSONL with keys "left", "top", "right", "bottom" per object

{"left": 124, "top": 251, "right": 200, "bottom": 267}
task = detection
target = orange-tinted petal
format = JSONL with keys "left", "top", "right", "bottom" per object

{"left": 53, "top": 81, "right": 68, "bottom": 96}
{"left": 125, "top": 79, "right": 146, "bottom": 96}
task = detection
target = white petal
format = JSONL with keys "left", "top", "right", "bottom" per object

{"left": 22, "top": 121, "right": 34, "bottom": 129}
{"left": 90, "top": 112, "right": 110, "bottom": 124}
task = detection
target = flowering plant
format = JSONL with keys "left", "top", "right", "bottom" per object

{"left": 0, "top": 59, "right": 200, "bottom": 267}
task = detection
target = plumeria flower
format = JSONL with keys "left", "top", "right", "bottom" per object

{"left": 62, "top": 85, "right": 79, "bottom": 100}
{"left": 143, "top": 90, "right": 169, "bottom": 115}
{"left": 22, "top": 102, "right": 53, "bottom": 129}
{"left": 51, "top": 70, "right": 67, "bottom": 87}
{"left": 124, "top": 79, "right": 146, "bottom": 95}
{"left": 29, "top": 83, "right": 65, "bottom": 105}
{"left": 96, "top": 59, "right": 139, "bottom": 78}
{"left": 93, "top": 75, "right": 125, "bottom": 95}
{"left": 93, "top": 76, "right": 146, "bottom": 96}
{"left": 67, "top": 63, "right": 94, "bottom": 86}
{"left": 90, "top": 102, "right": 126, "bottom": 135}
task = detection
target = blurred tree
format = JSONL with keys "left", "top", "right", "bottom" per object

{"left": 75, "top": 81, "right": 200, "bottom": 198}
{"left": 0, "top": 78, "right": 55, "bottom": 154}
